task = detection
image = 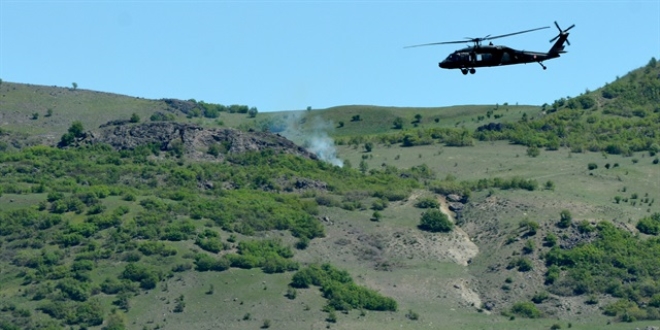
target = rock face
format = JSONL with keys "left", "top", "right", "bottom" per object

{"left": 82, "top": 122, "right": 318, "bottom": 161}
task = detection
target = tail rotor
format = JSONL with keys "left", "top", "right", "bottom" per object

{"left": 549, "top": 21, "right": 575, "bottom": 46}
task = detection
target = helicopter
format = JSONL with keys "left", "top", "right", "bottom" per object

{"left": 405, "top": 21, "right": 575, "bottom": 75}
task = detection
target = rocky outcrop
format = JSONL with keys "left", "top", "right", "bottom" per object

{"left": 81, "top": 122, "right": 317, "bottom": 161}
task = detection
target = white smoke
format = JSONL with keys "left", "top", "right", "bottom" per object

{"left": 278, "top": 112, "right": 343, "bottom": 167}
{"left": 306, "top": 131, "right": 343, "bottom": 167}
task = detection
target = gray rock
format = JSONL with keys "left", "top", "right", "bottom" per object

{"left": 80, "top": 122, "right": 318, "bottom": 161}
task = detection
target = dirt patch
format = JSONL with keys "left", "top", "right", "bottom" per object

{"left": 437, "top": 195, "right": 479, "bottom": 266}
{"left": 385, "top": 228, "right": 478, "bottom": 266}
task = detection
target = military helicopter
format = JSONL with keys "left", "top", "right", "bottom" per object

{"left": 405, "top": 21, "right": 575, "bottom": 75}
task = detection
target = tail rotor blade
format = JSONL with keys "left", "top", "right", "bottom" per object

{"left": 565, "top": 24, "right": 575, "bottom": 32}
{"left": 554, "top": 21, "right": 561, "bottom": 31}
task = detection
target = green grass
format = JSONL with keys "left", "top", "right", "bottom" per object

{"left": 1, "top": 60, "right": 660, "bottom": 329}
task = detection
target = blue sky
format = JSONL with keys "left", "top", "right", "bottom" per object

{"left": 1, "top": 1, "right": 659, "bottom": 112}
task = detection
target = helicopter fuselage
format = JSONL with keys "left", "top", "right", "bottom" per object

{"left": 404, "top": 21, "right": 574, "bottom": 75}
{"left": 439, "top": 45, "right": 559, "bottom": 71}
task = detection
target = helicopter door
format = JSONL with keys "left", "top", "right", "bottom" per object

{"left": 501, "top": 52, "right": 511, "bottom": 63}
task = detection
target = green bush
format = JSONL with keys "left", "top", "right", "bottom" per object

{"left": 121, "top": 263, "right": 161, "bottom": 290}
{"left": 558, "top": 210, "right": 572, "bottom": 228}
{"left": 418, "top": 209, "right": 453, "bottom": 233}
{"left": 195, "top": 237, "right": 227, "bottom": 253}
{"left": 290, "top": 264, "right": 397, "bottom": 312}
{"left": 510, "top": 301, "right": 541, "bottom": 318}
{"left": 414, "top": 197, "right": 440, "bottom": 209}
{"left": 531, "top": 291, "right": 549, "bottom": 304}
{"left": 194, "top": 254, "right": 230, "bottom": 272}
{"left": 637, "top": 213, "right": 660, "bottom": 235}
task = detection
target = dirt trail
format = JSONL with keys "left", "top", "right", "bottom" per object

{"left": 438, "top": 195, "right": 483, "bottom": 310}
{"left": 437, "top": 195, "right": 479, "bottom": 266}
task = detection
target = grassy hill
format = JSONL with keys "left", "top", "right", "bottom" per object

{"left": 0, "top": 58, "right": 659, "bottom": 330}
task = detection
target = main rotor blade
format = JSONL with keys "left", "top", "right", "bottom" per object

{"left": 404, "top": 26, "right": 551, "bottom": 49}
{"left": 486, "top": 26, "right": 550, "bottom": 41}
{"left": 564, "top": 24, "right": 575, "bottom": 32}
{"left": 554, "top": 21, "right": 561, "bottom": 31}
{"left": 403, "top": 40, "right": 471, "bottom": 48}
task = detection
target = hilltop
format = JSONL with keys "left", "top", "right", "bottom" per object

{"left": 0, "top": 58, "right": 659, "bottom": 330}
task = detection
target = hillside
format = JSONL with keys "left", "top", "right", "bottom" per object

{"left": 0, "top": 58, "right": 659, "bottom": 330}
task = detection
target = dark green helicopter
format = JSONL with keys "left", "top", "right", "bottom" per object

{"left": 405, "top": 21, "right": 574, "bottom": 75}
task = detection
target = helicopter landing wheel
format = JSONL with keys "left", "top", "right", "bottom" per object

{"left": 469, "top": 68, "right": 476, "bottom": 74}
{"left": 461, "top": 68, "right": 468, "bottom": 75}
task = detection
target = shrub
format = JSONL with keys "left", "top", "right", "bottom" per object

{"left": 587, "top": 163, "right": 598, "bottom": 170}
{"left": 371, "top": 198, "right": 388, "bottom": 211}
{"left": 371, "top": 211, "right": 382, "bottom": 222}
{"left": 418, "top": 209, "right": 453, "bottom": 233}
{"left": 522, "top": 239, "right": 536, "bottom": 254}
{"left": 195, "top": 237, "right": 227, "bottom": 253}
{"left": 636, "top": 213, "right": 660, "bottom": 235}
{"left": 527, "top": 145, "right": 540, "bottom": 157}
{"left": 577, "top": 220, "right": 594, "bottom": 233}
{"left": 393, "top": 117, "right": 404, "bottom": 129}
{"left": 414, "top": 197, "right": 440, "bottom": 209}
{"left": 290, "top": 264, "right": 397, "bottom": 312}
{"left": 405, "top": 309, "right": 419, "bottom": 320}
{"left": 558, "top": 210, "right": 572, "bottom": 228}
{"left": 285, "top": 287, "right": 297, "bottom": 300}
{"left": 121, "top": 263, "right": 161, "bottom": 290}
{"left": 519, "top": 219, "right": 539, "bottom": 236}
{"left": 544, "top": 233, "right": 557, "bottom": 247}
{"left": 531, "top": 291, "right": 549, "bottom": 304}
{"left": 510, "top": 301, "right": 541, "bottom": 318}
{"left": 545, "top": 180, "right": 555, "bottom": 191}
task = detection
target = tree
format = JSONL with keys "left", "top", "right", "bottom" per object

{"left": 414, "top": 113, "right": 422, "bottom": 123}
{"left": 248, "top": 107, "right": 258, "bottom": 118}
{"left": 418, "top": 209, "right": 453, "bottom": 232}
{"left": 636, "top": 213, "right": 660, "bottom": 235}
{"left": 68, "top": 121, "right": 85, "bottom": 138}
{"left": 59, "top": 121, "right": 85, "bottom": 147}
{"left": 129, "top": 113, "right": 140, "bottom": 123}
{"left": 558, "top": 210, "right": 572, "bottom": 228}
{"left": 359, "top": 159, "right": 368, "bottom": 174}
{"left": 393, "top": 117, "right": 404, "bottom": 129}
{"left": 72, "top": 82, "right": 78, "bottom": 90}
{"left": 364, "top": 142, "right": 373, "bottom": 152}
{"left": 46, "top": 108, "right": 53, "bottom": 117}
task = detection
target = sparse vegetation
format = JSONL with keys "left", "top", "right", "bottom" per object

{"left": 0, "top": 59, "right": 658, "bottom": 328}
{"left": 290, "top": 264, "right": 397, "bottom": 312}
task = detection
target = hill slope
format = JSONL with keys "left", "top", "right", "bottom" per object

{"left": 0, "top": 59, "right": 659, "bottom": 330}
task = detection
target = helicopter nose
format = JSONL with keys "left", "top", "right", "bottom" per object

{"left": 439, "top": 60, "right": 449, "bottom": 69}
